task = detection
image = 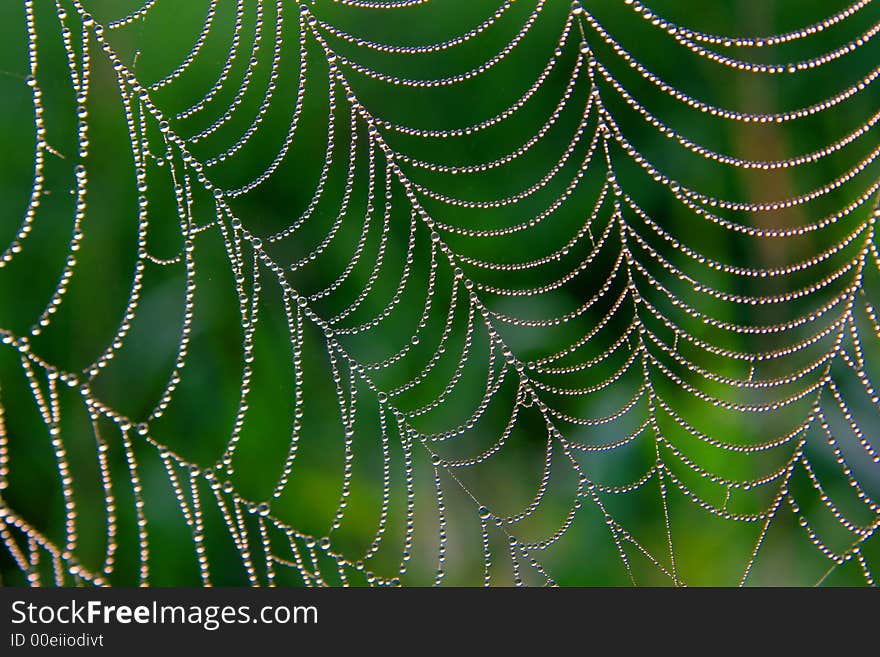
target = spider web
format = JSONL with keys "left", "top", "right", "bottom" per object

{"left": 0, "top": 0, "right": 879, "bottom": 587}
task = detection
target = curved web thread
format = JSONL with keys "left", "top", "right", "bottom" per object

{"left": 0, "top": 0, "right": 878, "bottom": 587}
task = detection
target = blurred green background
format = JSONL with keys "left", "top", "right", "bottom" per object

{"left": 0, "top": 0, "right": 878, "bottom": 586}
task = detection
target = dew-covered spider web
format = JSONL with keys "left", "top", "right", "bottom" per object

{"left": 0, "top": 0, "right": 879, "bottom": 587}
